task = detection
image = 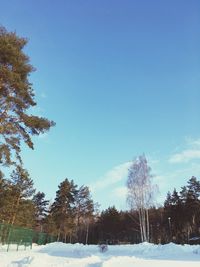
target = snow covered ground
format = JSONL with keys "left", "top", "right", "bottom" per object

{"left": 0, "top": 242, "right": 200, "bottom": 267}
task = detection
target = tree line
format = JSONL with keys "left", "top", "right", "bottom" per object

{"left": 1, "top": 166, "right": 200, "bottom": 245}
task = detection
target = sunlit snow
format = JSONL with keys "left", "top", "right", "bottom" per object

{"left": 1, "top": 242, "right": 200, "bottom": 267}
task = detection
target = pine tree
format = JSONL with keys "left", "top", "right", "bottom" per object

{"left": 164, "top": 191, "right": 172, "bottom": 208}
{"left": 15, "top": 199, "right": 35, "bottom": 228}
{"left": 74, "top": 185, "right": 94, "bottom": 243}
{"left": 98, "top": 206, "right": 121, "bottom": 243}
{"left": 8, "top": 165, "right": 35, "bottom": 225}
{"left": 50, "top": 178, "right": 77, "bottom": 242}
{"left": 0, "top": 26, "right": 55, "bottom": 167}
{"left": 164, "top": 189, "right": 183, "bottom": 242}
{"left": 163, "top": 177, "right": 200, "bottom": 243}
{"left": 187, "top": 176, "right": 200, "bottom": 200}
{"left": 33, "top": 191, "right": 49, "bottom": 231}
{"left": 180, "top": 177, "right": 200, "bottom": 238}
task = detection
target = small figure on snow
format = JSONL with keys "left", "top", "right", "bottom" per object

{"left": 98, "top": 243, "right": 108, "bottom": 253}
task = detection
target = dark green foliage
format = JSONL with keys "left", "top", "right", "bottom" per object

{"left": 45, "top": 180, "right": 96, "bottom": 244}
{"left": 98, "top": 206, "right": 121, "bottom": 242}
{"left": 14, "top": 199, "right": 35, "bottom": 228}
{"left": 0, "top": 174, "right": 96, "bottom": 243}
{"left": 180, "top": 177, "right": 200, "bottom": 237}
{"left": 10, "top": 166, "right": 35, "bottom": 199}
{"left": 96, "top": 207, "right": 141, "bottom": 244}
{"left": 163, "top": 177, "right": 200, "bottom": 243}
{"left": 74, "top": 185, "right": 94, "bottom": 243}
{"left": 0, "top": 166, "right": 35, "bottom": 226}
{"left": 8, "top": 166, "right": 35, "bottom": 225}
{"left": 75, "top": 185, "right": 94, "bottom": 222}
{"left": 33, "top": 191, "right": 49, "bottom": 231}
{"left": 49, "top": 178, "right": 78, "bottom": 242}
{"left": 33, "top": 192, "right": 49, "bottom": 219}
{"left": 0, "top": 26, "right": 55, "bottom": 167}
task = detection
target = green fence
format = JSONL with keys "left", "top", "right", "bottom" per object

{"left": 0, "top": 223, "right": 56, "bottom": 251}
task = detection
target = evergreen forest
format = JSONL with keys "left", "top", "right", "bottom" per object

{"left": 1, "top": 172, "right": 200, "bottom": 245}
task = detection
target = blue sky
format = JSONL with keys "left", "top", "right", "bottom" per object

{"left": 1, "top": 0, "right": 200, "bottom": 210}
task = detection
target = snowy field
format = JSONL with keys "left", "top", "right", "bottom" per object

{"left": 1, "top": 242, "right": 200, "bottom": 267}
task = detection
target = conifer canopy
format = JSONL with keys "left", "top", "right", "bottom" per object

{"left": 0, "top": 26, "right": 55, "bottom": 166}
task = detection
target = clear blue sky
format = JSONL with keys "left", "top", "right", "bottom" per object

{"left": 1, "top": 0, "right": 200, "bottom": 210}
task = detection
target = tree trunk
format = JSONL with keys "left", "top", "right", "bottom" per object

{"left": 85, "top": 223, "right": 89, "bottom": 244}
{"left": 138, "top": 209, "right": 143, "bottom": 242}
{"left": 69, "top": 232, "right": 72, "bottom": 243}
{"left": 146, "top": 209, "right": 150, "bottom": 242}
{"left": 11, "top": 195, "right": 20, "bottom": 225}
{"left": 64, "top": 232, "right": 67, "bottom": 243}
{"left": 142, "top": 207, "right": 147, "bottom": 242}
{"left": 57, "top": 230, "right": 61, "bottom": 242}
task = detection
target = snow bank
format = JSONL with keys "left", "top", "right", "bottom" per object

{"left": 1, "top": 242, "right": 200, "bottom": 267}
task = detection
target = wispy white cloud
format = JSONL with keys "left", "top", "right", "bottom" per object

{"left": 109, "top": 186, "right": 128, "bottom": 210}
{"left": 169, "top": 137, "right": 200, "bottom": 163}
{"left": 185, "top": 137, "right": 200, "bottom": 147}
{"left": 169, "top": 149, "right": 200, "bottom": 163}
{"left": 91, "top": 142, "right": 200, "bottom": 210}
{"left": 90, "top": 161, "right": 131, "bottom": 193}
{"left": 111, "top": 186, "right": 127, "bottom": 198}
{"left": 156, "top": 162, "right": 200, "bottom": 202}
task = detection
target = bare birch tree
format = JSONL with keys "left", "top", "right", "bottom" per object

{"left": 126, "top": 154, "right": 157, "bottom": 242}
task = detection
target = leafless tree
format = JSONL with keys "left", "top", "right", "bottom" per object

{"left": 127, "top": 154, "right": 157, "bottom": 242}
